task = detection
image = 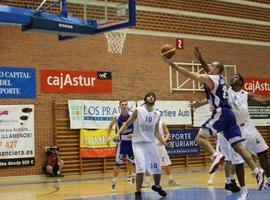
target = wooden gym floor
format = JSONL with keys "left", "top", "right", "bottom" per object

{"left": 0, "top": 166, "right": 269, "bottom": 200}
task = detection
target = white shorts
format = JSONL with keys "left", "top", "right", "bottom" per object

{"left": 216, "top": 133, "right": 244, "bottom": 165}
{"left": 156, "top": 145, "right": 172, "bottom": 167}
{"left": 132, "top": 142, "right": 161, "bottom": 174}
{"left": 241, "top": 123, "right": 268, "bottom": 156}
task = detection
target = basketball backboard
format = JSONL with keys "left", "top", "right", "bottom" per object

{"left": 0, "top": 0, "right": 134, "bottom": 37}
{"left": 66, "top": 0, "right": 135, "bottom": 30}
{"left": 19, "top": 0, "right": 135, "bottom": 38}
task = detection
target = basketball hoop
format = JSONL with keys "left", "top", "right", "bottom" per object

{"left": 104, "top": 31, "right": 127, "bottom": 54}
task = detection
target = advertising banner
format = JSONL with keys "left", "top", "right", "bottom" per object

{"left": 243, "top": 77, "right": 270, "bottom": 96}
{"left": 80, "top": 129, "right": 116, "bottom": 158}
{"left": 68, "top": 100, "right": 136, "bottom": 129}
{"left": 193, "top": 104, "right": 211, "bottom": 127}
{"left": 248, "top": 102, "right": 270, "bottom": 126}
{"left": 137, "top": 100, "right": 191, "bottom": 125}
{"left": 41, "top": 70, "right": 112, "bottom": 94}
{"left": 167, "top": 129, "right": 200, "bottom": 155}
{"left": 0, "top": 67, "right": 36, "bottom": 99}
{"left": 193, "top": 102, "right": 269, "bottom": 127}
{"left": 0, "top": 105, "right": 35, "bottom": 167}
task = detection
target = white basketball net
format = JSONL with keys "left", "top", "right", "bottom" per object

{"left": 104, "top": 31, "right": 127, "bottom": 54}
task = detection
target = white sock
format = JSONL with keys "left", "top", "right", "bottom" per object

{"left": 169, "top": 174, "right": 173, "bottom": 180}
{"left": 241, "top": 187, "right": 248, "bottom": 193}
{"left": 230, "top": 174, "right": 235, "bottom": 180}
{"left": 225, "top": 177, "right": 231, "bottom": 184}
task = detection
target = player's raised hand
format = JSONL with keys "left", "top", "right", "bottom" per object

{"left": 193, "top": 46, "right": 202, "bottom": 60}
{"left": 162, "top": 54, "right": 175, "bottom": 65}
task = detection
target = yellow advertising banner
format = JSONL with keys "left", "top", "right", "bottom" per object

{"left": 80, "top": 129, "right": 116, "bottom": 158}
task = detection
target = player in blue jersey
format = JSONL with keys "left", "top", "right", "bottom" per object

{"left": 161, "top": 50, "right": 265, "bottom": 191}
{"left": 106, "top": 100, "right": 135, "bottom": 192}
{"left": 193, "top": 47, "right": 270, "bottom": 198}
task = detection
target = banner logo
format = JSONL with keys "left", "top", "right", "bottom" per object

{"left": 41, "top": 70, "right": 112, "bottom": 93}
{"left": 0, "top": 111, "right": 8, "bottom": 116}
{"left": 244, "top": 77, "right": 270, "bottom": 96}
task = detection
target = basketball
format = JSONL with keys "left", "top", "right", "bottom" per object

{"left": 161, "top": 44, "right": 176, "bottom": 59}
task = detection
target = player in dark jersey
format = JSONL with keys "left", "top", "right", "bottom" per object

{"left": 162, "top": 51, "right": 265, "bottom": 191}
{"left": 107, "top": 100, "right": 135, "bottom": 192}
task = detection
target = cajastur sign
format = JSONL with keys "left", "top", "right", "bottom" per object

{"left": 243, "top": 77, "right": 270, "bottom": 96}
{"left": 41, "top": 70, "right": 112, "bottom": 93}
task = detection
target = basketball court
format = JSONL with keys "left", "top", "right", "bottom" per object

{"left": 0, "top": 167, "right": 269, "bottom": 200}
{"left": 0, "top": 1, "right": 270, "bottom": 200}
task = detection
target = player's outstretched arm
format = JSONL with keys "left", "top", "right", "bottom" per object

{"left": 162, "top": 55, "right": 214, "bottom": 90}
{"left": 193, "top": 46, "right": 209, "bottom": 73}
{"left": 248, "top": 93, "right": 270, "bottom": 105}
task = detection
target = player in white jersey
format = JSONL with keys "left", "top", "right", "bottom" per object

{"left": 116, "top": 92, "right": 169, "bottom": 200}
{"left": 106, "top": 100, "right": 135, "bottom": 192}
{"left": 216, "top": 133, "right": 242, "bottom": 192}
{"left": 143, "top": 121, "right": 179, "bottom": 187}
{"left": 156, "top": 121, "right": 179, "bottom": 186}
{"left": 228, "top": 74, "right": 270, "bottom": 194}
{"left": 162, "top": 48, "right": 265, "bottom": 191}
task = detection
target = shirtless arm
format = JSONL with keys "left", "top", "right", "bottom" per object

{"left": 194, "top": 47, "right": 209, "bottom": 73}
{"left": 248, "top": 93, "right": 270, "bottom": 105}
{"left": 163, "top": 56, "right": 214, "bottom": 90}
{"left": 154, "top": 119, "right": 167, "bottom": 146}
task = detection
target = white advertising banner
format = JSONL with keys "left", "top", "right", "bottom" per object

{"left": 248, "top": 103, "right": 270, "bottom": 126}
{"left": 68, "top": 100, "right": 137, "bottom": 129}
{"left": 193, "top": 104, "right": 211, "bottom": 127}
{"left": 0, "top": 105, "right": 35, "bottom": 167}
{"left": 193, "top": 103, "right": 270, "bottom": 127}
{"left": 137, "top": 100, "right": 191, "bottom": 125}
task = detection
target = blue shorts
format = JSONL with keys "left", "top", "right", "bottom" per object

{"left": 199, "top": 108, "right": 244, "bottom": 145}
{"left": 115, "top": 140, "right": 134, "bottom": 166}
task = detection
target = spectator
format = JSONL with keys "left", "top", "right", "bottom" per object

{"left": 43, "top": 146, "right": 64, "bottom": 177}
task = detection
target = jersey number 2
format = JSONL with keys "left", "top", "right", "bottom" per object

{"left": 222, "top": 85, "right": 228, "bottom": 99}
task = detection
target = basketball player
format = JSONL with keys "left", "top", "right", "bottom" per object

{"left": 115, "top": 92, "right": 168, "bottom": 200}
{"left": 194, "top": 47, "right": 270, "bottom": 194}
{"left": 191, "top": 74, "right": 270, "bottom": 199}
{"left": 143, "top": 121, "right": 179, "bottom": 187}
{"left": 106, "top": 100, "right": 135, "bottom": 193}
{"left": 193, "top": 47, "right": 248, "bottom": 198}
{"left": 216, "top": 133, "right": 242, "bottom": 193}
{"left": 162, "top": 51, "right": 265, "bottom": 191}
{"left": 206, "top": 135, "right": 242, "bottom": 193}
{"left": 229, "top": 74, "right": 270, "bottom": 192}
